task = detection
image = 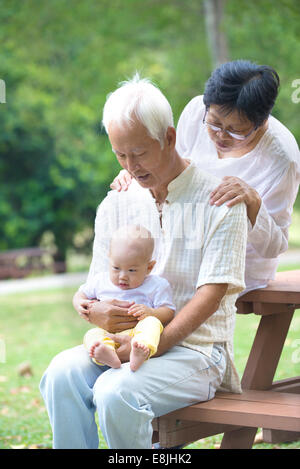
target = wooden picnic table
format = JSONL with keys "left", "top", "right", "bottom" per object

{"left": 153, "top": 270, "right": 300, "bottom": 448}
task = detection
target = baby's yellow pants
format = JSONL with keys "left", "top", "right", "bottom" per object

{"left": 83, "top": 316, "right": 163, "bottom": 365}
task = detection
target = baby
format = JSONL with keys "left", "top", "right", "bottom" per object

{"left": 73, "top": 225, "right": 175, "bottom": 371}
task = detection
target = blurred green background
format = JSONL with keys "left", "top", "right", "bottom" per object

{"left": 1, "top": 0, "right": 300, "bottom": 270}
{"left": 1, "top": 0, "right": 300, "bottom": 450}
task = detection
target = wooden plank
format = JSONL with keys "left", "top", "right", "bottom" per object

{"left": 241, "top": 311, "right": 294, "bottom": 390}
{"left": 262, "top": 380, "right": 300, "bottom": 444}
{"left": 253, "top": 270, "right": 300, "bottom": 291}
{"left": 152, "top": 419, "right": 158, "bottom": 432}
{"left": 236, "top": 301, "right": 254, "bottom": 314}
{"left": 240, "top": 290, "right": 300, "bottom": 305}
{"left": 263, "top": 429, "right": 300, "bottom": 444}
{"left": 167, "top": 398, "right": 300, "bottom": 432}
{"left": 216, "top": 390, "right": 300, "bottom": 406}
{"left": 270, "top": 377, "right": 300, "bottom": 394}
{"left": 221, "top": 427, "right": 257, "bottom": 449}
{"left": 153, "top": 417, "right": 239, "bottom": 448}
{"left": 237, "top": 302, "right": 297, "bottom": 316}
{"left": 253, "top": 302, "right": 295, "bottom": 316}
{"left": 216, "top": 392, "right": 300, "bottom": 438}
{"left": 152, "top": 430, "right": 159, "bottom": 443}
{"left": 237, "top": 270, "right": 300, "bottom": 305}
{"left": 159, "top": 422, "right": 238, "bottom": 448}
{"left": 178, "top": 397, "right": 300, "bottom": 418}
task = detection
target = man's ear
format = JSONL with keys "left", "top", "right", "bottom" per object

{"left": 147, "top": 260, "right": 156, "bottom": 274}
{"left": 165, "top": 126, "right": 176, "bottom": 149}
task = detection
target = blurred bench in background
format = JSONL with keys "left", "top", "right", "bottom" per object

{"left": 0, "top": 247, "right": 64, "bottom": 279}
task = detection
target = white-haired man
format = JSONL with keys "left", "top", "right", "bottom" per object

{"left": 40, "top": 75, "right": 248, "bottom": 449}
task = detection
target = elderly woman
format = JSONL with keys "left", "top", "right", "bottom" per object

{"left": 111, "top": 60, "right": 300, "bottom": 294}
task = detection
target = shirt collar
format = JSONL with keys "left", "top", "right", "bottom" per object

{"left": 166, "top": 159, "right": 196, "bottom": 202}
{"left": 130, "top": 159, "right": 197, "bottom": 204}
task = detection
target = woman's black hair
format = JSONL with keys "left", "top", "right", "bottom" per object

{"left": 203, "top": 60, "right": 280, "bottom": 127}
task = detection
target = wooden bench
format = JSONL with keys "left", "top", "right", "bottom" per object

{"left": 0, "top": 247, "right": 61, "bottom": 279}
{"left": 153, "top": 390, "right": 300, "bottom": 448}
{"left": 152, "top": 270, "right": 300, "bottom": 448}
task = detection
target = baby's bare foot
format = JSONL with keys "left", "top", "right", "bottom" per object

{"left": 130, "top": 341, "right": 150, "bottom": 371}
{"left": 90, "top": 342, "right": 121, "bottom": 368}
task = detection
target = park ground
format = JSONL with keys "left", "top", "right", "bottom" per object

{"left": 1, "top": 218, "right": 300, "bottom": 449}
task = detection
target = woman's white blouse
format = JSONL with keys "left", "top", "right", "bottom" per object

{"left": 176, "top": 96, "right": 300, "bottom": 294}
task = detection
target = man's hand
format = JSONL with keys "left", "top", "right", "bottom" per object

{"left": 87, "top": 299, "right": 138, "bottom": 333}
{"left": 106, "top": 333, "right": 132, "bottom": 363}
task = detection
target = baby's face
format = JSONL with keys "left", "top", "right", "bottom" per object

{"left": 109, "top": 248, "right": 153, "bottom": 290}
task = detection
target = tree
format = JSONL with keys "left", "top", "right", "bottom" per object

{"left": 0, "top": 0, "right": 211, "bottom": 268}
{"left": 204, "top": 0, "right": 229, "bottom": 68}
{"left": 0, "top": 0, "right": 299, "bottom": 269}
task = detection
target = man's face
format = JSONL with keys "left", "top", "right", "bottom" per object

{"left": 108, "top": 119, "right": 173, "bottom": 190}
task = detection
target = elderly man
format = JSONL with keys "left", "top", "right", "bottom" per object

{"left": 40, "top": 75, "right": 247, "bottom": 449}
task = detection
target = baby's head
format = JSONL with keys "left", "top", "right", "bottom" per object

{"left": 109, "top": 225, "right": 156, "bottom": 290}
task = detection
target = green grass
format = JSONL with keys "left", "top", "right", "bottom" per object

{"left": 0, "top": 276, "right": 299, "bottom": 450}
{"left": 0, "top": 287, "right": 91, "bottom": 449}
{"left": 289, "top": 210, "right": 300, "bottom": 249}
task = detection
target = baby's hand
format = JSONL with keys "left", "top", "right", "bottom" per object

{"left": 76, "top": 299, "right": 97, "bottom": 321}
{"left": 128, "top": 304, "right": 154, "bottom": 320}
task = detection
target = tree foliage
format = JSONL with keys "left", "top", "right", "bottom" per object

{"left": 0, "top": 0, "right": 299, "bottom": 263}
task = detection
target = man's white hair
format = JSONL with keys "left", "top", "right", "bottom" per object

{"left": 102, "top": 73, "right": 174, "bottom": 148}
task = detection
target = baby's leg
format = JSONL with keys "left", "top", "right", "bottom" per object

{"left": 90, "top": 341, "right": 121, "bottom": 369}
{"left": 129, "top": 341, "right": 150, "bottom": 371}
{"left": 129, "top": 317, "right": 163, "bottom": 371}
{"left": 83, "top": 328, "right": 121, "bottom": 368}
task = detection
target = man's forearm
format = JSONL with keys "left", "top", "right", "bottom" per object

{"left": 156, "top": 283, "right": 228, "bottom": 356}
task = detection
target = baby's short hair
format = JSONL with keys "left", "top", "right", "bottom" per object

{"left": 110, "top": 225, "right": 154, "bottom": 261}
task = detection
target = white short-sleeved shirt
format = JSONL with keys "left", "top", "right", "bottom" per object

{"left": 176, "top": 96, "right": 300, "bottom": 294}
{"left": 80, "top": 273, "right": 176, "bottom": 311}
{"left": 86, "top": 162, "right": 248, "bottom": 392}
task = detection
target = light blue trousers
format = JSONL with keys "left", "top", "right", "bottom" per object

{"left": 39, "top": 343, "right": 226, "bottom": 449}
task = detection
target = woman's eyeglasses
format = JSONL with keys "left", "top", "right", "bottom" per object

{"left": 203, "top": 109, "right": 257, "bottom": 141}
